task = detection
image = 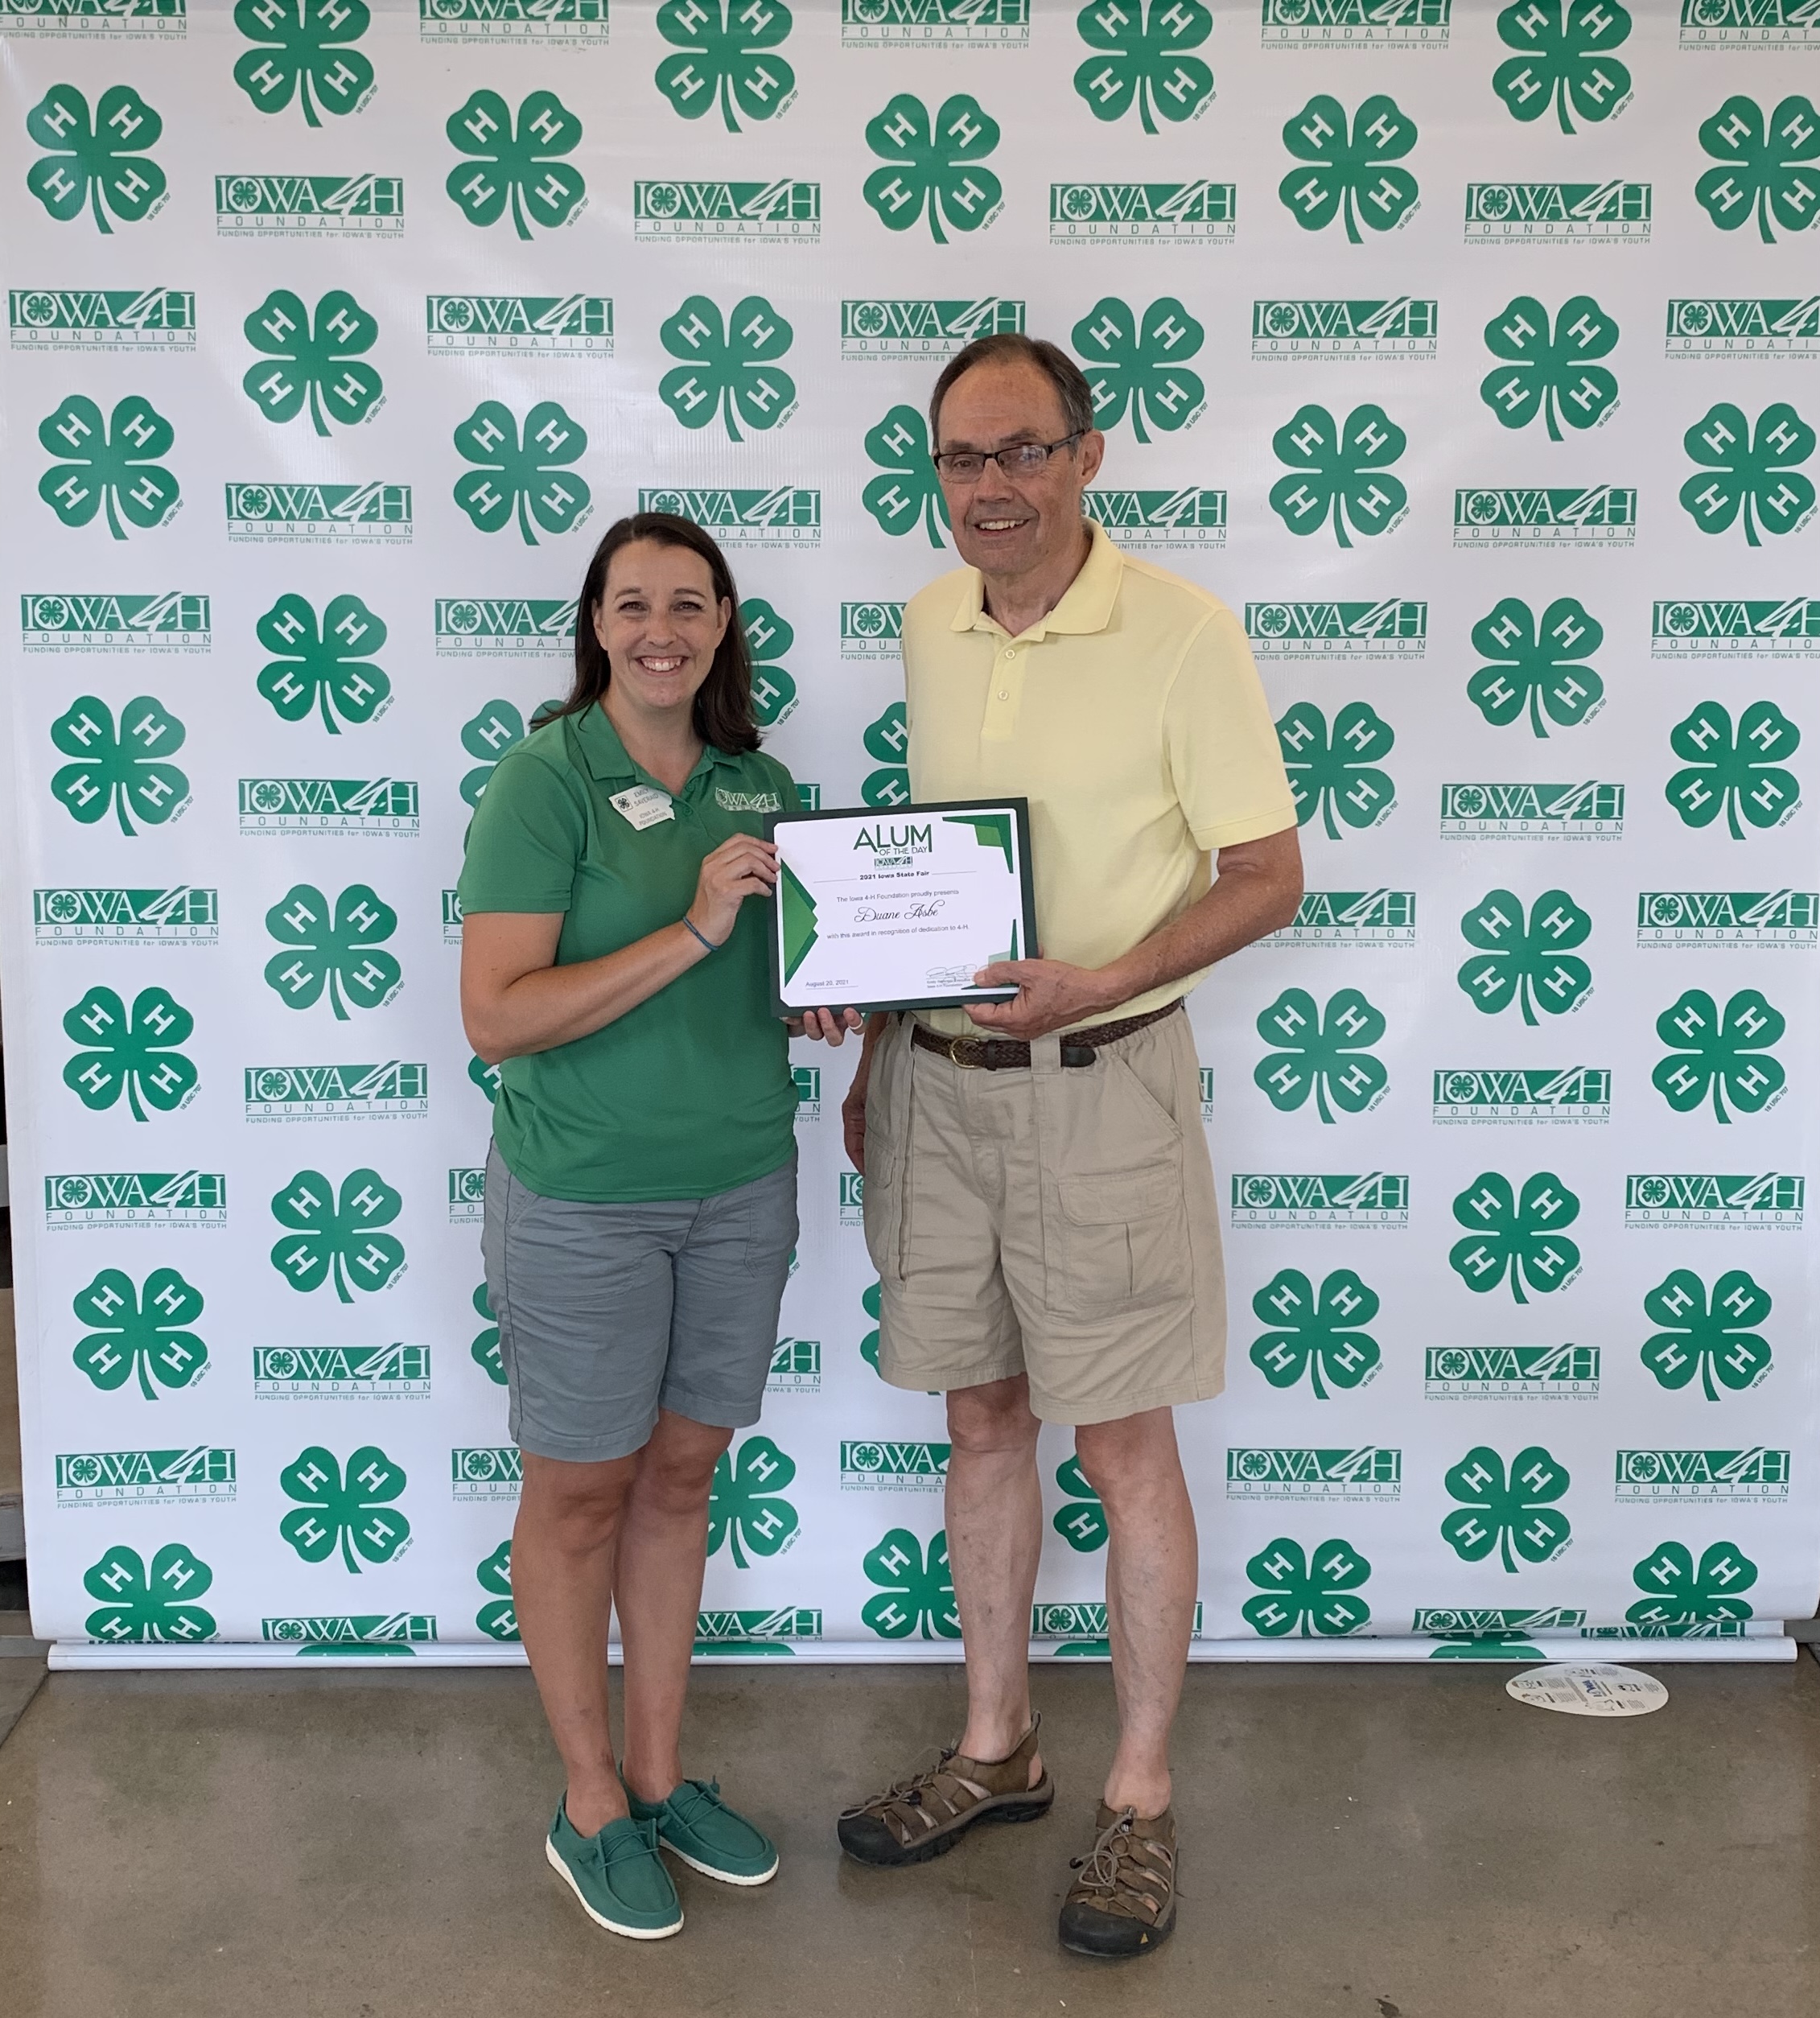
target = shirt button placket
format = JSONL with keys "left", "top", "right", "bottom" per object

{"left": 984, "top": 642, "right": 1022, "bottom": 741}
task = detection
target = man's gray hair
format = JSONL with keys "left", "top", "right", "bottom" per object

{"left": 928, "top": 334, "right": 1097, "bottom": 447}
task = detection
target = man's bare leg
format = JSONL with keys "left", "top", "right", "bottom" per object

{"left": 945, "top": 1373, "right": 1046, "bottom": 1785}
{"left": 1073, "top": 1407, "right": 1197, "bottom": 1818}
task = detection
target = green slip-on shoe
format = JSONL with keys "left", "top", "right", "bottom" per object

{"left": 628, "top": 1777, "right": 780, "bottom": 1887}
{"left": 546, "top": 1799, "right": 684, "bottom": 1939}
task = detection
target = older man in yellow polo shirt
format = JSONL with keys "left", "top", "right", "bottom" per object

{"left": 834, "top": 334, "right": 1302, "bottom": 1958}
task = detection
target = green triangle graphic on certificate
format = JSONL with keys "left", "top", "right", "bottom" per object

{"left": 780, "top": 861, "right": 820, "bottom": 982}
{"left": 988, "top": 918, "right": 1019, "bottom": 966}
{"left": 942, "top": 813, "right": 1015, "bottom": 874}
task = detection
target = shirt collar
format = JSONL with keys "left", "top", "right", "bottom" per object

{"left": 574, "top": 700, "right": 732, "bottom": 788}
{"left": 948, "top": 519, "right": 1123, "bottom": 641}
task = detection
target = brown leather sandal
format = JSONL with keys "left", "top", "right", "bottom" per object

{"left": 836, "top": 1715, "right": 1054, "bottom": 1868}
{"left": 1058, "top": 1802, "right": 1178, "bottom": 1957}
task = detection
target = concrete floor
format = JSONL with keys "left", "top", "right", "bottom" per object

{"left": 0, "top": 1658, "right": 1814, "bottom": 2018}
{"left": 0, "top": 1650, "right": 44, "bottom": 1748}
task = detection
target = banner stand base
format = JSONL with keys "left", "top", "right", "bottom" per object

{"left": 46, "top": 1634, "right": 1796, "bottom": 1672}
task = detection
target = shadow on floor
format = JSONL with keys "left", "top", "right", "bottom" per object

{"left": 0, "top": 1655, "right": 45, "bottom": 1748}
{"left": 0, "top": 1658, "right": 1815, "bottom": 2018}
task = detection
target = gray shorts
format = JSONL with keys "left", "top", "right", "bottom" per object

{"left": 480, "top": 1142, "right": 799, "bottom": 1464}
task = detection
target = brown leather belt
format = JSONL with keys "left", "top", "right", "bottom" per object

{"left": 909, "top": 997, "right": 1183, "bottom": 1071}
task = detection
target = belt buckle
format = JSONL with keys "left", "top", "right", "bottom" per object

{"left": 946, "top": 1036, "right": 986, "bottom": 1069}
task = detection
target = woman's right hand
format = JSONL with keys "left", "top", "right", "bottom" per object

{"left": 686, "top": 834, "right": 780, "bottom": 947}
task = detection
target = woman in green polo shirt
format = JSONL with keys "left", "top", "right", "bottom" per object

{"left": 459, "top": 511, "right": 851, "bottom": 1941}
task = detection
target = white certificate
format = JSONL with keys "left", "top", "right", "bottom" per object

{"left": 766, "top": 799, "right": 1036, "bottom": 1013}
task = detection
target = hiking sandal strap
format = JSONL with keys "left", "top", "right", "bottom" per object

{"left": 839, "top": 1718, "right": 1043, "bottom": 1850}
{"left": 1068, "top": 1809, "right": 1176, "bottom": 1924}
{"left": 838, "top": 1752, "right": 990, "bottom": 1847}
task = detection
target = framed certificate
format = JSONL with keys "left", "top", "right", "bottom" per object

{"left": 764, "top": 799, "right": 1038, "bottom": 1015}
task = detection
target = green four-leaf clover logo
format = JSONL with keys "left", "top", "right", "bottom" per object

{"left": 242, "top": 290, "right": 381, "bottom": 436}
{"left": 743, "top": 599, "right": 797, "bottom": 726}
{"left": 1480, "top": 295, "right": 1619, "bottom": 440}
{"left": 270, "top": 1167, "right": 406, "bottom": 1303}
{"left": 1641, "top": 1269, "right": 1773, "bottom": 1401}
{"left": 1628, "top": 1541, "right": 1757, "bottom": 1629}
{"left": 1270, "top": 405, "right": 1406, "bottom": 547}
{"left": 280, "top": 1444, "right": 410, "bottom": 1571}
{"left": 1254, "top": 986, "right": 1388, "bottom": 1123}
{"left": 862, "top": 703, "right": 911, "bottom": 806}
{"left": 863, "top": 93, "right": 1002, "bottom": 244}
{"left": 859, "top": 1280, "right": 883, "bottom": 1376}
{"left": 1682, "top": 402, "right": 1816, "bottom": 546}
{"left": 1276, "top": 700, "right": 1396, "bottom": 838}
{"left": 27, "top": 84, "right": 166, "bottom": 233}
{"left": 257, "top": 593, "right": 389, "bottom": 734}
{"left": 1469, "top": 597, "right": 1604, "bottom": 738}
{"left": 1428, "top": 1633, "right": 1546, "bottom": 1662}
{"left": 1073, "top": 0, "right": 1213, "bottom": 134}
{"left": 84, "top": 1543, "right": 216, "bottom": 1644}
{"left": 471, "top": 1283, "right": 504, "bottom": 1386}
{"left": 1250, "top": 1268, "right": 1381, "bottom": 1399}
{"left": 51, "top": 694, "right": 188, "bottom": 835}
{"left": 1279, "top": 93, "right": 1418, "bottom": 243}
{"left": 1493, "top": 0, "right": 1631, "bottom": 136}
{"left": 454, "top": 401, "right": 591, "bottom": 546}
{"left": 459, "top": 699, "right": 555, "bottom": 806}
{"left": 265, "top": 883, "right": 401, "bottom": 1019}
{"left": 656, "top": 0, "right": 795, "bottom": 133}
{"left": 64, "top": 985, "right": 196, "bottom": 1120}
{"left": 1456, "top": 889, "right": 1593, "bottom": 1026}
{"left": 863, "top": 406, "right": 951, "bottom": 547}
{"left": 1242, "top": 1537, "right": 1372, "bottom": 1637}
{"left": 1696, "top": 94, "right": 1820, "bottom": 244}
{"left": 446, "top": 89, "right": 585, "bottom": 239}
{"left": 476, "top": 1542, "right": 518, "bottom": 1641}
{"left": 72, "top": 1266, "right": 207, "bottom": 1399}
{"left": 1653, "top": 988, "right": 1785, "bottom": 1122}
{"left": 861, "top": 1527, "right": 959, "bottom": 1639}
{"left": 660, "top": 295, "right": 796, "bottom": 442}
{"left": 1442, "top": 1446, "right": 1571, "bottom": 1573}
{"left": 1450, "top": 1172, "right": 1580, "bottom": 1303}
{"left": 1666, "top": 699, "right": 1801, "bottom": 838}
{"left": 469, "top": 1056, "right": 501, "bottom": 1104}
{"left": 1073, "top": 297, "right": 1204, "bottom": 443}
{"left": 1052, "top": 1454, "right": 1107, "bottom": 1552}
{"left": 39, "top": 395, "right": 179, "bottom": 540}
{"left": 709, "top": 1435, "right": 798, "bottom": 1567}
{"left": 233, "top": 0, "right": 374, "bottom": 126}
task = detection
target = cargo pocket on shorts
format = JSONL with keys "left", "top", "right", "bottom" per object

{"left": 1048, "top": 1161, "right": 1192, "bottom": 1321}
{"left": 861, "top": 1021, "right": 911, "bottom": 1287}
{"left": 742, "top": 1155, "right": 801, "bottom": 1276}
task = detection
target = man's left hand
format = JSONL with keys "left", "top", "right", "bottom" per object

{"left": 965, "top": 959, "right": 1111, "bottom": 1040}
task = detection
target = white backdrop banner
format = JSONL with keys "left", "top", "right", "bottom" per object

{"left": 3, "top": 0, "right": 1818, "bottom": 1667}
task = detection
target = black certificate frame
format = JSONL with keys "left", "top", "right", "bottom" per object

{"left": 764, "top": 797, "right": 1038, "bottom": 1017}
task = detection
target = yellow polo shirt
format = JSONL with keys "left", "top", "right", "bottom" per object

{"left": 904, "top": 521, "right": 1296, "bottom": 1037}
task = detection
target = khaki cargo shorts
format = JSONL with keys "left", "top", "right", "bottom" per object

{"left": 861, "top": 1007, "right": 1225, "bottom": 1425}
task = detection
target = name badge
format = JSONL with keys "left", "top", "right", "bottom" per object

{"left": 610, "top": 785, "right": 675, "bottom": 831}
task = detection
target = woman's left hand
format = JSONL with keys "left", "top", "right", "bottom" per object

{"left": 786, "top": 1007, "right": 863, "bottom": 1046}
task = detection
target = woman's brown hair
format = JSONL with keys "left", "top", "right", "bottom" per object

{"left": 553, "top": 512, "right": 760, "bottom": 754}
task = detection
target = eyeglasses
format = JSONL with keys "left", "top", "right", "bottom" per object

{"left": 932, "top": 433, "right": 1085, "bottom": 482}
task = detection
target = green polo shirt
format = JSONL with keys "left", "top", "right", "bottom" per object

{"left": 456, "top": 702, "right": 798, "bottom": 1203}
